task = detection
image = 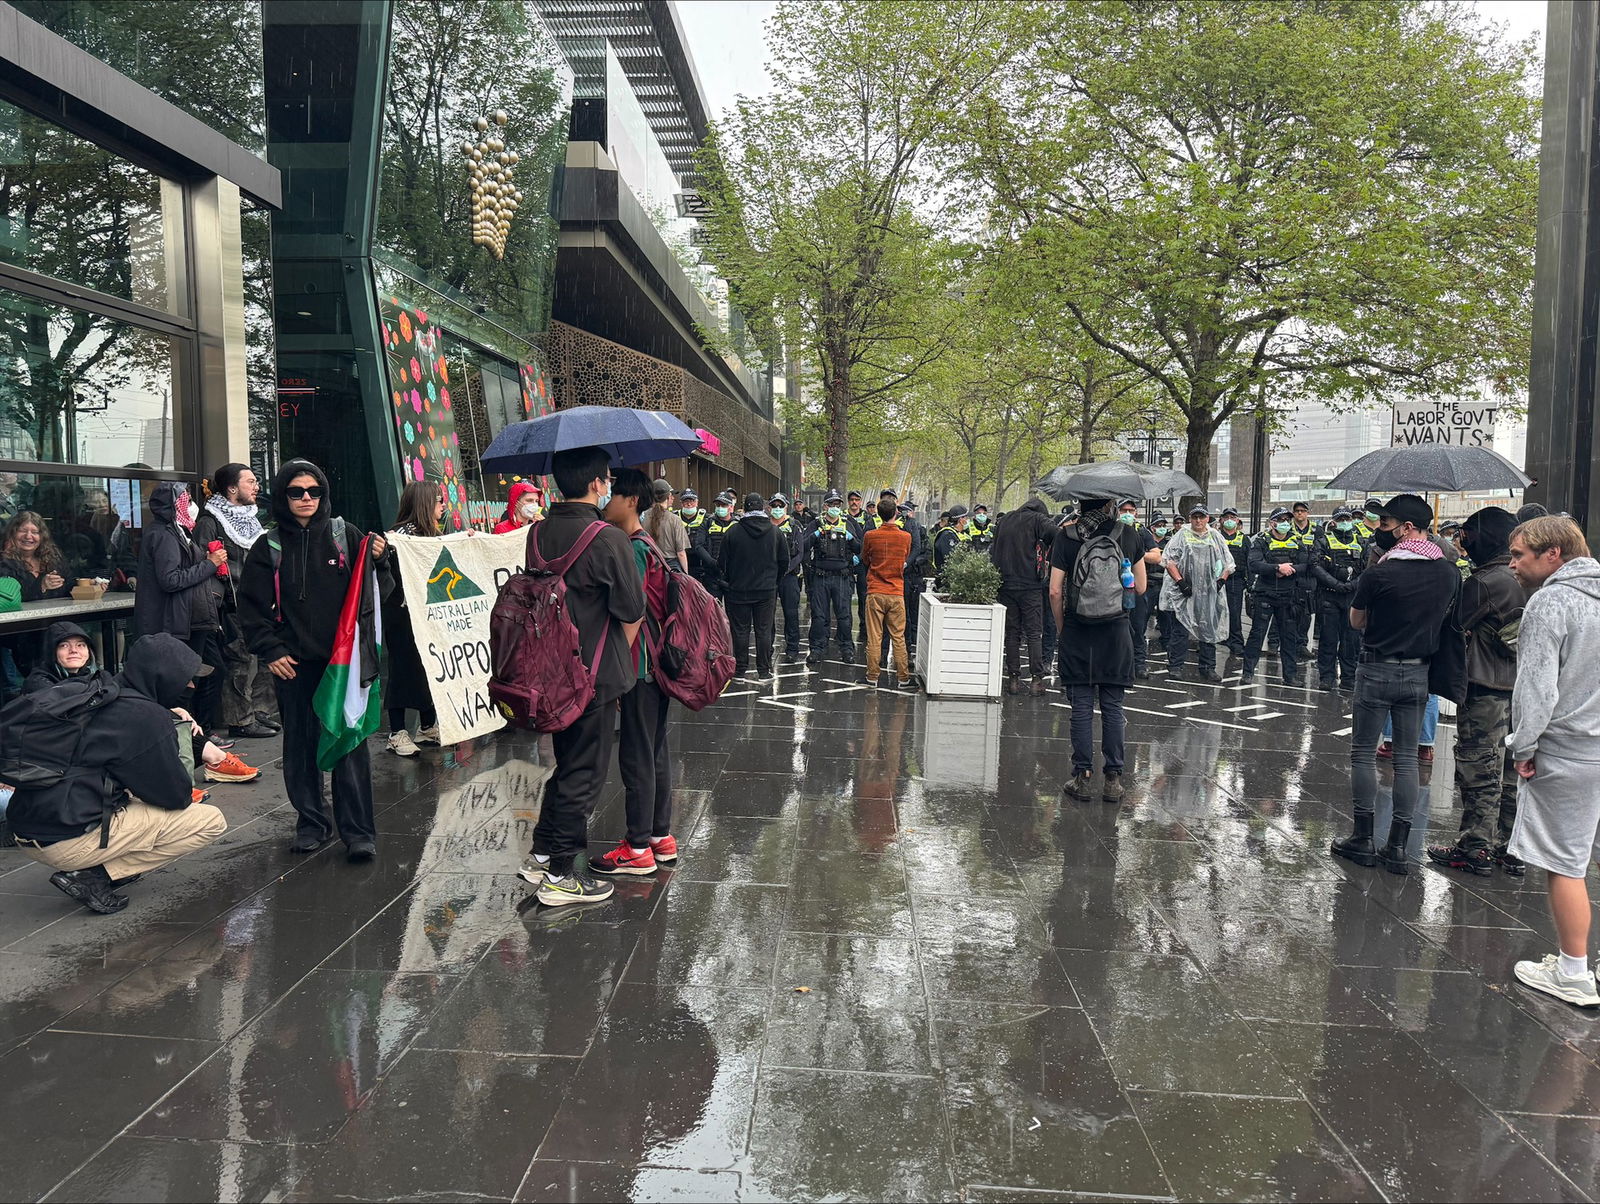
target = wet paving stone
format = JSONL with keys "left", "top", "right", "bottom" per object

{"left": 9, "top": 661, "right": 1600, "bottom": 1202}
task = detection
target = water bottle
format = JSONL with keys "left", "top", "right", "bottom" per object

{"left": 1120, "top": 558, "right": 1136, "bottom": 610}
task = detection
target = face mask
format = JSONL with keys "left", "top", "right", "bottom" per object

{"left": 827, "top": 506, "right": 842, "bottom": 519}
{"left": 1117, "top": 512, "right": 1136, "bottom": 525}
{"left": 714, "top": 506, "right": 729, "bottom": 520}
{"left": 1153, "top": 525, "right": 1169, "bottom": 537}
{"left": 1335, "top": 521, "right": 1353, "bottom": 533}
{"left": 1372, "top": 527, "right": 1399, "bottom": 551}
{"left": 974, "top": 514, "right": 988, "bottom": 527}
{"left": 1222, "top": 520, "right": 1238, "bottom": 531}
{"left": 1273, "top": 521, "right": 1292, "bottom": 536}
{"left": 682, "top": 507, "right": 698, "bottom": 519}
{"left": 1364, "top": 513, "right": 1380, "bottom": 528}
{"left": 595, "top": 482, "right": 612, "bottom": 511}
{"left": 771, "top": 506, "right": 786, "bottom": 519}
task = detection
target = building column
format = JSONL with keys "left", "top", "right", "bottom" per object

{"left": 190, "top": 176, "right": 250, "bottom": 473}
{"left": 1526, "top": 0, "right": 1600, "bottom": 525}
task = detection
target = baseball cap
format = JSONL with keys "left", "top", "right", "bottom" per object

{"left": 652, "top": 478, "right": 674, "bottom": 500}
{"left": 879, "top": 488, "right": 898, "bottom": 499}
{"left": 680, "top": 488, "right": 698, "bottom": 502}
{"left": 1117, "top": 498, "right": 1139, "bottom": 510}
{"left": 743, "top": 492, "right": 766, "bottom": 512}
{"left": 948, "top": 503, "right": 969, "bottom": 519}
{"left": 1270, "top": 506, "right": 1293, "bottom": 521}
{"left": 847, "top": 490, "right": 862, "bottom": 501}
{"left": 1187, "top": 504, "right": 1209, "bottom": 518}
{"left": 769, "top": 492, "right": 789, "bottom": 507}
{"left": 1220, "top": 507, "right": 1239, "bottom": 518}
{"left": 823, "top": 489, "right": 843, "bottom": 504}
{"left": 1367, "top": 494, "right": 1434, "bottom": 529}
{"left": 1331, "top": 506, "right": 1354, "bottom": 519}
{"left": 1292, "top": 501, "right": 1310, "bottom": 512}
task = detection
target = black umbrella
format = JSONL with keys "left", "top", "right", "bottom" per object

{"left": 1033, "top": 460, "right": 1202, "bottom": 502}
{"left": 1325, "top": 445, "right": 1530, "bottom": 494}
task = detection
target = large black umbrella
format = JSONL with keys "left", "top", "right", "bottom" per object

{"left": 1325, "top": 445, "right": 1530, "bottom": 494}
{"left": 480, "top": 406, "right": 703, "bottom": 475}
{"left": 1033, "top": 460, "right": 1202, "bottom": 502}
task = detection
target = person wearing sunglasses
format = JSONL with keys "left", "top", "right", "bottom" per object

{"left": 238, "top": 460, "right": 392, "bottom": 862}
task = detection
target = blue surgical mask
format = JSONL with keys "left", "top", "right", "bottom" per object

{"left": 827, "top": 506, "right": 842, "bottom": 519}
{"left": 715, "top": 506, "right": 729, "bottom": 520}
{"left": 1154, "top": 525, "right": 1169, "bottom": 537}
{"left": 974, "top": 514, "right": 989, "bottom": 527}
{"left": 771, "top": 506, "right": 786, "bottom": 519}
{"left": 1117, "top": 512, "right": 1137, "bottom": 525}
{"left": 682, "top": 506, "right": 698, "bottom": 519}
{"left": 1274, "top": 521, "right": 1292, "bottom": 536}
{"left": 1222, "top": 519, "right": 1238, "bottom": 531}
{"left": 1335, "top": 521, "right": 1354, "bottom": 533}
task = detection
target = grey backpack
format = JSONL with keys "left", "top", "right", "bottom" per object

{"left": 1071, "top": 532, "right": 1126, "bottom": 624}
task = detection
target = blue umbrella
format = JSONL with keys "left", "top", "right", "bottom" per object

{"left": 480, "top": 406, "right": 704, "bottom": 475}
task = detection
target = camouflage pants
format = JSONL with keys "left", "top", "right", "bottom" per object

{"left": 1453, "top": 684, "right": 1517, "bottom": 852}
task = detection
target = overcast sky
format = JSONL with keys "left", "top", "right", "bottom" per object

{"left": 675, "top": 0, "right": 1548, "bottom": 125}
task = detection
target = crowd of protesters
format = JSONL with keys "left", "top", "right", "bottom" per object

{"left": 5, "top": 450, "right": 1600, "bottom": 1018}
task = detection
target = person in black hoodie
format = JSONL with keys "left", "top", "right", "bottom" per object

{"left": 22, "top": 621, "right": 100, "bottom": 695}
{"left": 238, "top": 460, "right": 391, "bottom": 861}
{"left": 135, "top": 482, "right": 228, "bottom": 744}
{"left": 991, "top": 496, "right": 1059, "bottom": 695}
{"left": 6, "top": 633, "right": 227, "bottom": 914}
{"left": 720, "top": 492, "right": 789, "bottom": 681}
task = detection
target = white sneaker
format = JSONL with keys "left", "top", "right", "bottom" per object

{"left": 386, "top": 730, "right": 420, "bottom": 757}
{"left": 415, "top": 725, "right": 441, "bottom": 747}
{"left": 1514, "top": 954, "right": 1600, "bottom": 1007}
{"left": 517, "top": 854, "right": 549, "bottom": 886}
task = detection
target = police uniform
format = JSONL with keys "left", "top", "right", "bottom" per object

{"left": 1290, "top": 513, "right": 1320, "bottom": 657}
{"left": 806, "top": 494, "right": 857, "bottom": 663}
{"left": 1148, "top": 517, "right": 1175, "bottom": 648}
{"left": 899, "top": 505, "right": 930, "bottom": 658}
{"left": 1241, "top": 511, "right": 1311, "bottom": 685}
{"left": 1218, "top": 511, "right": 1250, "bottom": 655}
{"left": 701, "top": 494, "right": 738, "bottom": 600}
{"left": 681, "top": 491, "right": 716, "bottom": 591}
{"left": 969, "top": 511, "right": 995, "bottom": 552}
{"left": 1310, "top": 514, "right": 1366, "bottom": 687}
{"left": 770, "top": 494, "right": 805, "bottom": 659}
{"left": 847, "top": 492, "right": 869, "bottom": 625}
{"left": 933, "top": 507, "right": 971, "bottom": 576}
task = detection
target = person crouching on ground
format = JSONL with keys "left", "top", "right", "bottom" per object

{"left": 6, "top": 634, "right": 227, "bottom": 914}
{"left": 25, "top": 621, "right": 258, "bottom": 790}
{"left": 1503, "top": 516, "right": 1600, "bottom": 1007}
{"left": 589, "top": 467, "right": 679, "bottom": 877}
{"left": 238, "top": 460, "right": 392, "bottom": 862}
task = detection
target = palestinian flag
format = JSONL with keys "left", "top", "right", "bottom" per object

{"left": 313, "top": 534, "right": 384, "bottom": 770}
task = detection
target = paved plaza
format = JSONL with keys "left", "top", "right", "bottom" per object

{"left": 3, "top": 650, "right": 1600, "bottom": 1202}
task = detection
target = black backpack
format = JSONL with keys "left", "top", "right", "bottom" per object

{"left": 0, "top": 672, "right": 121, "bottom": 787}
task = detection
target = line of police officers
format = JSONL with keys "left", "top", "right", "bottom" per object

{"left": 677, "top": 485, "right": 939, "bottom": 666}
{"left": 674, "top": 483, "right": 1444, "bottom": 686}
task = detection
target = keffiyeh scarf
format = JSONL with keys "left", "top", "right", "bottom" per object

{"left": 205, "top": 495, "right": 265, "bottom": 549}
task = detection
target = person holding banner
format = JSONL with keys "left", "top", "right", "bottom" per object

{"left": 383, "top": 482, "right": 443, "bottom": 757}
{"left": 239, "top": 460, "right": 392, "bottom": 862}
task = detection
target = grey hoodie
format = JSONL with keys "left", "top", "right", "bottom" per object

{"left": 1508, "top": 556, "right": 1600, "bottom": 763}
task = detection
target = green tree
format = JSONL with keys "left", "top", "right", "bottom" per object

{"left": 697, "top": 0, "right": 1033, "bottom": 493}
{"left": 961, "top": 0, "right": 1539, "bottom": 497}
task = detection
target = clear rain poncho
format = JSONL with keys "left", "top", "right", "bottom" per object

{"left": 1159, "top": 526, "right": 1232, "bottom": 644}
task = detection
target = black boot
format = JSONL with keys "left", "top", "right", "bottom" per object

{"left": 1378, "top": 819, "right": 1412, "bottom": 875}
{"left": 1330, "top": 813, "right": 1377, "bottom": 868}
{"left": 48, "top": 865, "right": 129, "bottom": 914}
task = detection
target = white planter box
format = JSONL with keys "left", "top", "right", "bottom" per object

{"left": 915, "top": 590, "right": 1006, "bottom": 700}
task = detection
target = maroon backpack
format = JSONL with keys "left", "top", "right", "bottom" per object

{"left": 488, "top": 521, "right": 611, "bottom": 733}
{"left": 631, "top": 530, "right": 737, "bottom": 711}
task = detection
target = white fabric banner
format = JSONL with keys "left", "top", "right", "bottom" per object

{"left": 389, "top": 528, "right": 527, "bottom": 744}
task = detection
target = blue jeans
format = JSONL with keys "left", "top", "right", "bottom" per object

{"left": 1383, "top": 694, "right": 1439, "bottom": 746}
{"left": 1069, "top": 684, "right": 1126, "bottom": 774}
{"left": 1351, "top": 662, "right": 1429, "bottom": 823}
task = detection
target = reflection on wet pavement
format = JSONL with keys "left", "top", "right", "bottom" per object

{"left": 2, "top": 651, "right": 1598, "bottom": 1201}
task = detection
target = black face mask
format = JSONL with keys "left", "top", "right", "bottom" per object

{"left": 1371, "top": 527, "right": 1400, "bottom": 551}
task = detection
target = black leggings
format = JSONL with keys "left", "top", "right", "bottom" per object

{"left": 388, "top": 705, "right": 436, "bottom": 732}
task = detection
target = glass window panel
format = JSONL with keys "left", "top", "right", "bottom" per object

{"left": 10, "top": 0, "right": 266, "bottom": 154}
{"left": 0, "top": 470, "right": 170, "bottom": 582}
{"left": 0, "top": 97, "right": 181, "bottom": 312}
{"left": 0, "top": 288, "right": 180, "bottom": 469}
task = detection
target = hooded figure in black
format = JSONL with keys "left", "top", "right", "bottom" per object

{"left": 22, "top": 621, "right": 101, "bottom": 695}
{"left": 6, "top": 633, "right": 226, "bottom": 915}
{"left": 134, "top": 481, "right": 226, "bottom": 740}
{"left": 237, "top": 459, "right": 389, "bottom": 860}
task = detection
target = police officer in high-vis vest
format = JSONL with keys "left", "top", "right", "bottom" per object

{"left": 847, "top": 489, "right": 869, "bottom": 626}
{"left": 806, "top": 489, "right": 858, "bottom": 665}
{"left": 1309, "top": 505, "right": 1366, "bottom": 690}
{"left": 934, "top": 504, "right": 970, "bottom": 577}
{"left": 680, "top": 488, "right": 714, "bottom": 591}
{"left": 770, "top": 492, "right": 805, "bottom": 661}
{"left": 1289, "top": 500, "right": 1320, "bottom": 658}
{"left": 1240, "top": 506, "right": 1311, "bottom": 687}
{"left": 969, "top": 504, "right": 995, "bottom": 553}
{"left": 1218, "top": 507, "right": 1250, "bottom": 656}
{"left": 699, "top": 491, "right": 738, "bottom": 600}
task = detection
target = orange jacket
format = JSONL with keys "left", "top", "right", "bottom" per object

{"left": 863, "top": 524, "right": 911, "bottom": 595}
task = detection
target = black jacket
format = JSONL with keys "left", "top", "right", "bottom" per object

{"left": 719, "top": 513, "right": 789, "bottom": 603}
{"left": 990, "top": 498, "right": 1057, "bottom": 590}
{"left": 1459, "top": 555, "right": 1525, "bottom": 691}
{"left": 5, "top": 633, "right": 198, "bottom": 845}
{"left": 22, "top": 621, "right": 97, "bottom": 695}
{"left": 238, "top": 461, "right": 391, "bottom": 665}
{"left": 134, "top": 483, "right": 222, "bottom": 638}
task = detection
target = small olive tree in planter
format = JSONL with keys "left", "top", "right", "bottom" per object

{"left": 914, "top": 547, "right": 1007, "bottom": 699}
